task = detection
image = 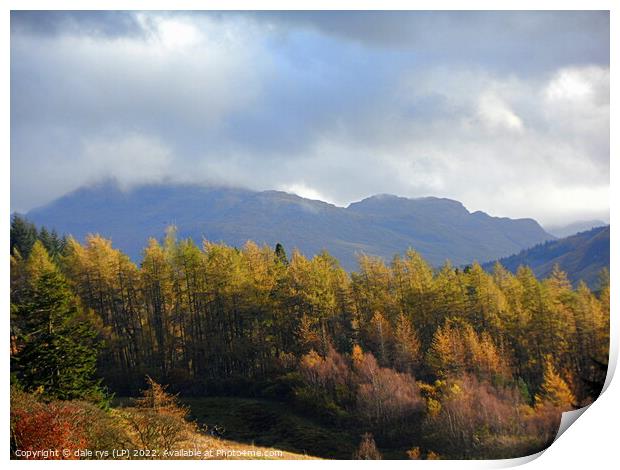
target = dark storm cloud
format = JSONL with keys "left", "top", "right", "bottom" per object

{"left": 10, "top": 11, "right": 609, "bottom": 226}
{"left": 11, "top": 10, "right": 145, "bottom": 38}
{"left": 245, "top": 11, "right": 609, "bottom": 74}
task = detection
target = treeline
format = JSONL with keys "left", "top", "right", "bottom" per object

{"left": 10, "top": 216, "right": 609, "bottom": 458}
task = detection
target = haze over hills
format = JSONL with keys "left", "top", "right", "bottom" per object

{"left": 545, "top": 220, "right": 608, "bottom": 238}
{"left": 22, "top": 181, "right": 555, "bottom": 271}
{"left": 482, "top": 225, "right": 610, "bottom": 289}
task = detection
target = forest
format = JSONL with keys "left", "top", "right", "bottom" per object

{"left": 9, "top": 215, "right": 610, "bottom": 460}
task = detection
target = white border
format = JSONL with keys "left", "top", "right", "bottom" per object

{"left": 2, "top": 1, "right": 616, "bottom": 468}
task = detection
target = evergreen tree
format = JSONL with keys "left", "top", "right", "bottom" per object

{"left": 274, "top": 242, "right": 288, "bottom": 265}
{"left": 12, "top": 243, "right": 104, "bottom": 402}
{"left": 10, "top": 215, "right": 38, "bottom": 258}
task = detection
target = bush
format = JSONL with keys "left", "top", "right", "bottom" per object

{"left": 353, "top": 433, "right": 382, "bottom": 460}
{"left": 422, "top": 374, "right": 540, "bottom": 458}
{"left": 355, "top": 352, "right": 423, "bottom": 428}
{"left": 11, "top": 387, "right": 130, "bottom": 460}
{"left": 122, "top": 377, "right": 194, "bottom": 454}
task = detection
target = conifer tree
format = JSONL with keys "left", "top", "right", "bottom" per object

{"left": 13, "top": 242, "right": 103, "bottom": 401}
{"left": 10, "top": 215, "right": 38, "bottom": 258}
{"left": 274, "top": 242, "right": 288, "bottom": 265}
{"left": 393, "top": 312, "right": 421, "bottom": 374}
{"left": 535, "top": 357, "right": 575, "bottom": 410}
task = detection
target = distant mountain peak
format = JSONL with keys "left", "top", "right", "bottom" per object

{"left": 347, "top": 193, "right": 469, "bottom": 218}
{"left": 26, "top": 182, "right": 554, "bottom": 270}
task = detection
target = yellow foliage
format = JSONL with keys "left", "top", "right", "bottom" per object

{"left": 535, "top": 357, "right": 575, "bottom": 410}
{"left": 427, "top": 398, "right": 441, "bottom": 416}
{"left": 25, "top": 240, "right": 56, "bottom": 281}
{"left": 406, "top": 447, "right": 421, "bottom": 459}
{"left": 351, "top": 344, "right": 364, "bottom": 364}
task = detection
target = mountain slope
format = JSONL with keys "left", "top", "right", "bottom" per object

{"left": 482, "top": 225, "right": 610, "bottom": 288}
{"left": 24, "top": 181, "right": 555, "bottom": 270}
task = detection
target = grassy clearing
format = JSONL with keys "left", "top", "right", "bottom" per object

{"left": 112, "top": 396, "right": 331, "bottom": 459}
{"left": 113, "top": 396, "right": 412, "bottom": 459}
{"left": 168, "top": 432, "right": 317, "bottom": 460}
{"left": 180, "top": 397, "right": 357, "bottom": 459}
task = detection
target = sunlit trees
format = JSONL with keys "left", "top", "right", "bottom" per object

{"left": 422, "top": 375, "right": 530, "bottom": 459}
{"left": 427, "top": 319, "right": 511, "bottom": 384}
{"left": 9, "top": 220, "right": 610, "bottom": 460}
{"left": 535, "top": 357, "right": 575, "bottom": 410}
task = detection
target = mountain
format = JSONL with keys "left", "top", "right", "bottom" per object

{"left": 545, "top": 219, "right": 608, "bottom": 238}
{"left": 24, "top": 181, "right": 555, "bottom": 270}
{"left": 482, "top": 225, "right": 610, "bottom": 289}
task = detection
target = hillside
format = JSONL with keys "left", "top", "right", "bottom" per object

{"left": 24, "top": 181, "right": 554, "bottom": 270}
{"left": 483, "top": 225, "right": 610, "bottom": 288}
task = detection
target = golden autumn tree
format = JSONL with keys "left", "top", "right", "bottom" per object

{"left": 535, "top": 357, "right": 575, "bottom": 410}
{"left": 392, "top": 312, "right": 421, "bottom": 374}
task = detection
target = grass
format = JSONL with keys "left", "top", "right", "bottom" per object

{"left": 181, "top": 397, "right": 357, "bottom": 459}
{"left": 172, "top": 432, "right": 317, "bottom": 460}
{"left": 113, "top": 396, "right": 413, "bottom": 459}
{"left": 112, "top": 396, "right": 321, "bottom": 460}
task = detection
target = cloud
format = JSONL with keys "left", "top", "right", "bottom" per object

{"left": 11, "top": 11, "right": 144, "bottom": 39}
{"left": 280, "top": 183, "right": 331, "bottom": 203}
{"left": 81, "top": 133, "right": 173, "bottom": 189}
{"left": 10, "top": 11, "right": 609, "bottom": 227}
{"left": 477, "top": 93, "right": 524, "bottom": 132}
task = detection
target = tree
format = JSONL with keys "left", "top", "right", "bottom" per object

{"left": 353, "top": 433, "right": 382, "bottom": 460}
{"left": 10, "top": 215, "right": 38, "bottom": 258}
{"left": 535, "top": 357, "right": 575, "bottom": 410}
{"left": 124, "top": 376, "right": 193, "bottom": 452}
{"left": 13, "top": 243, "right": 104, "bottom": 401}
{"left": 392, "top": 313, "right": 421, "bottom": 374}
{"left": 274, "top": 242, "right": 288, "bottom": 265}
{"left": 355, "top": 352, "right": 423, "bottom": 427}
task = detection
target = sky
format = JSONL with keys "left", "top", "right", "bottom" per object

{"left": 10, "top": 11, "right": 610, "bottom": 227}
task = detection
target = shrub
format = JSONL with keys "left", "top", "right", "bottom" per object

{"left": 406, "top": 447, "right": 421, "bottom": 459}
{"left": 353, "top": 433, "right": 382, "bottom": 460}
{"left": 11, "top": 389, "right": 87, "bottom": 459}
{"left": 122, "top": 377, "right": 194, "bottom": 454}
{"left": 11, "top": 387, "right": 130, "bottom": 460}
{"left": 355, "top": 352, "right": 423, "bottom": 428}
{"left": 422, "top": 374, "right": 526, "bottom": 458}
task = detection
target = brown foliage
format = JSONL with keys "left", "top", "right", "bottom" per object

{"left": 123, "top": 377, "right": 194, "bottom": 452}
{"left": 11, "top": 398, "right": 88, "bottom": 459}
{"left": 353, "top": 433, "right": 382, "bottom": 460}
{"left": 10, "top": 388, "right": 129, "bottom": 460}
{"left": 355, "top": 352, "right": 423, "bottom": 426}
{"left": 299, "top": 347, "right": 349, "bottom": 393}
{"left": 423, "top": 375, "right": 527, "bottom": 458}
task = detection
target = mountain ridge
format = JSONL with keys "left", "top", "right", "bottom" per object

{"left": 482, "top": 225, "right": 610, "bottom": 289}
{"left": 24, "top": 181, "right": 555, "bottom": 270}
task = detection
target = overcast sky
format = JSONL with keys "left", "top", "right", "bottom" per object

{"left": 10, "top": 11, "right": 609, "bottom": 226}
